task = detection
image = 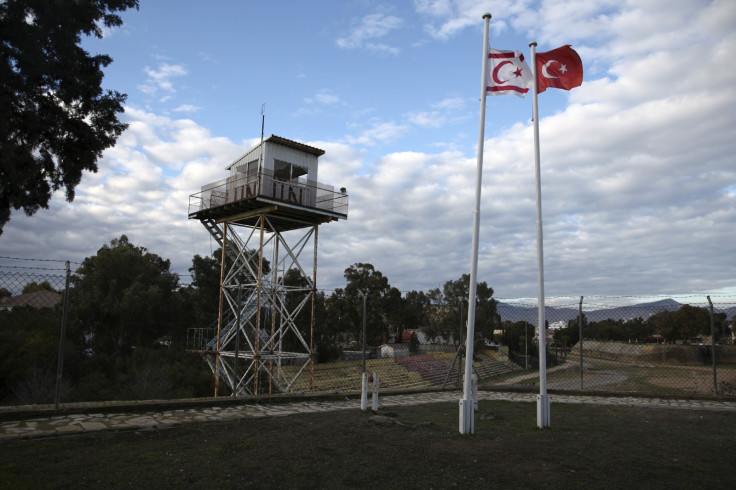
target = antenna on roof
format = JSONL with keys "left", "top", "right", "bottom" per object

{"left": 260, "top": 103, "right": 266, "bottom": 144}
{"left": 259, "top": 103, "right": 266, "bottom": 168}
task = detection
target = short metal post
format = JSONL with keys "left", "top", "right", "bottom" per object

{"left": 525, "top": 322, "right": 528, "bottom": 370}
{"left": 579, "top": 296, "right": 584, "bottom": 390}
{"left": 708, "top": 296, "right": 717, "bottom": 395}
{"left": 361, "top": 372, "right": 369, "bottom": 411}
{"left": 360, "top": 291, "right": 368, "bottom": 374}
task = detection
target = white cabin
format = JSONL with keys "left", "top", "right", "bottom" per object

{"left": 189, "top": 135, "right": 348, "bottom": 224}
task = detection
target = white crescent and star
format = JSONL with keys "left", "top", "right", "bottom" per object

{"left": 542, "top": 60, "right": 568, "bottom": 79}
{"left": 492, "top": 60, "right": 525, "bottom": 85}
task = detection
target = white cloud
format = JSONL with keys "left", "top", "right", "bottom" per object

{"left": 173, "top": 104, "right": 201, "bottom": 113}
{"left": 138, "top": 63, "right": 187, "bottom": 96}
{"left": 407, "top": 111, "right": 445, "bottom": 128}
{"left": 407, "top": 96, "right": 468, "bottom": 128}
{"left": 0, "top": 108, "right": 249, "bottom": 274}
{"left": 304, "top": 90, "right": 343, "bottom": 106}
{"left": 345, "top": 121, "right": 411, "bottom": 146}
{"left": 2, "top": 0, "right": 735, "bottom": 301}
{"left": 416, "top": 0, "right": 511, "bottom": 40}
{"left": 336, "top": 12, "right": 403, "bottom": 54}
{"left": 314, "top": 1, "right": 736, "bottom": 296}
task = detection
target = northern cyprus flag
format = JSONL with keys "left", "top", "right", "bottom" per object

{"left": 486, "top": 48, "right": 533, "bottom": 98}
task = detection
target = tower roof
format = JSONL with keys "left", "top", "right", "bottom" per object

{"left": 227, "top": 135, "right": 325, "bottom": 170}
{"left": 266, "top": 135, "right": 325, "bottom": 157}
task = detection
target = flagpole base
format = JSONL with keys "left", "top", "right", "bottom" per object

{"left": 537, "top": 394, "right": 551, "bottom": 428}
{"left": 459, "top": 398, "right": 474, "bottom": 434}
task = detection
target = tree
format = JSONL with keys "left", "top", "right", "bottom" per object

{"left": 554, "top": 314, "right": 586, "bottom": 347}
{"left": 713, "top": 312, "right": 728, "bottom": 342}
{"left": 672, "top": 304, "right": 710, "bottom": 342}
{"left": 596, "top": 319, "right": 625, "bottom": 341}
{"left": 70, "top": 235, "right": 179, "bottom": 358}
{"left": 502, "top": 320, "right": 533, "bottom": 356}
{"left": 0, "top": 0, "right": 139, "bottom": 235}
{"left": 402, "top": 290, "right": 431, "bottom": 334}
{"left": 648, "top": 310, "right": 675, "bottom": 342}
{"left": 423, "top": 287, "right": 447, "bottom": 342}
{"left": 442, "top": 274, "right": 498, "bottom": 345}
{"left": 342, "top": 263, "right": 391, "bottom": 345}
{"left": 382, "top": 286, "right": 404, "bottom": 342}
{"left": 324, "top": 288, "right": 351, "bottom": 343}
{"left": 0, "top": 304, "right": 68, "bottom": 403}
{"left": 22, "top": 280, "right": 55, "bottom": 294}
{"left": 183, "top": 252, "right": 221, "bottom": 328}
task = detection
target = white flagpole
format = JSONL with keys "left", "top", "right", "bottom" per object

{"left": 529, "top": 41, "right": 551, "bottom": 428}
{"left": 459, "top": 12, "right": 492, "bottom": 435}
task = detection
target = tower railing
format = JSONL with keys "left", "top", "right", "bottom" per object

{"left": 188, "top": 169, "right": 348, "bottom": 217}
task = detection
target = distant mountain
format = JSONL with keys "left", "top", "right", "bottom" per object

{"left": 496, "top": 302, "right": 579, "bottom": 324}
{"left": 585, "top": 299, "right": 682, "bottom": 323}
{"left": 721, "top": 306, "right": 736, "bottom": 320}
{"left": 496, "top": 298, "right": 687, "bottom": 325}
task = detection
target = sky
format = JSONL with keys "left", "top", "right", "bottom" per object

{"left": 1, "top": 0, "right": 735, "bottom": 303}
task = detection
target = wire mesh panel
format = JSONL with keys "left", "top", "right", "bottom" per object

{"left": 0, "top": 265, "right": 70, "bottom": 405}
{"left": 0, "top": 271, "right": 67, "bottom": 308}
{"left": 482, "top": 296, "right": 736, "bottom": 397}
{"left": 2, "top": 257, "right": 735, "bottom": 403}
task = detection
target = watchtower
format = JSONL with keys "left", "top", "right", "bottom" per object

{"left": 187, "top": 135, "right": 348, "bottom": 396}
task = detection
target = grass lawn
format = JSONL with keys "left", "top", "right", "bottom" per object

{"left": 1, "top": 400, "right": 734, "bottom": 489}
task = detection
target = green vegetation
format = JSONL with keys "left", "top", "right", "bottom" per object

{"left": 2, "top": 235, "right": 508, "bottom": 404}
{"left": 1, "top": 233, "right": 731, "bottom": 405}
{"left": 0, "top": 0, "right": 139, "bottom": 235}
{"left": 552, "top": 306, "right": 728, "bottom": 346}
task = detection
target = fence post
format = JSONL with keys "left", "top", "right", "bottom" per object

{"left": 707, "top": 296, "right": 717, "bottom": 395}
{"left": 579, "top": 296, "right": 584, "bottom": 390}
{"left": 359, "top": 291, "right": 368, "bottom": 374}
{"left": 54, "top": 261, "right": 71, "bottom": 409}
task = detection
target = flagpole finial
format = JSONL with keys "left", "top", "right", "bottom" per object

{"left": 483, "top": 13, "right": 491, "bottom": 20}
{"left": 530, "top": 41, "right": 537, "bottom": 47}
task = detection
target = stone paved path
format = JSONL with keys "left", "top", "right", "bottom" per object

{"left": 2, "top": 391, "right": 735, "bottom": 440}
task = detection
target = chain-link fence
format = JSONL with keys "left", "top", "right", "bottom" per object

{"left": 0, "top": 263, "right": 71, "bottom": 407}
{"left": 227, "top": 295, "right": 736, "bottom": 399}
{"left": 0, "top": 270, "right": 67, "bottom": 309}
{"left": 484, "top": 295, "right": 736, "bottom": 397}
{"left": 2, "top": 261, "right": 735, "bottom": 404}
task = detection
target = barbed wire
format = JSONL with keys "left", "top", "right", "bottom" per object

{"left": 0, "top": 265, "right": 69, "bottom": 271}
{"left": 0, "top": 256, "right": 82, "bottom": 265}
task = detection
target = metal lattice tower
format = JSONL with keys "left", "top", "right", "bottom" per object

{"left": 187, "top": 135, "right": 348, "bottom": 396}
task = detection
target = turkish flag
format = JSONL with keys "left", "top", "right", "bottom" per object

{"left": 536, "top": 45, "right": 583, "bottom": 93}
